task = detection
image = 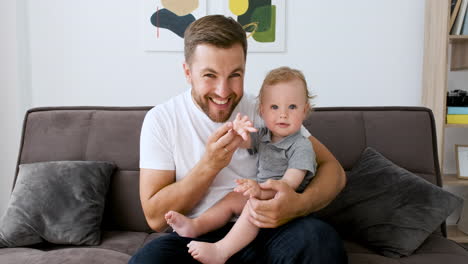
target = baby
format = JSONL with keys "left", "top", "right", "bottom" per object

{"left": 166, "top": 66, "right": 317, "bottom": 264}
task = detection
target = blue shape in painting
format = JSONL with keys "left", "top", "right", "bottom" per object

{"left": 150, "top": 9, "right": 195, "bottom": 38}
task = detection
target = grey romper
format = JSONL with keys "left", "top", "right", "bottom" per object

{"left": 250, "top": 127, "right": 317, "bottom": 193}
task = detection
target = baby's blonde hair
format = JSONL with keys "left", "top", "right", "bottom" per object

{"left": 258, "top": 66, "right": 315, "bottom": 114}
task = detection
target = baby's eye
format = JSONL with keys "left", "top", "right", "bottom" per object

{"left": 289, "top": 104, "right": 297, "bottom": 110}
{"left": 271, "top": 105, "right": 278, "bottom": 110}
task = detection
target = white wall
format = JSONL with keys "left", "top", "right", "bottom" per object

{"left": 0, "top": 1, "right": 23, "bottom": 216}
{"left": 26, "top": 0, "right": 425, "bottom": 107}
{"left": 1, "top": 0, "right": 427, "bottom": 213}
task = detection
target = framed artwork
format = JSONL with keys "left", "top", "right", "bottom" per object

{"left": 143, "top": 0, "right": 207, "bottom": 51}
{"left": 142, "top": 0, "right": 285, "bottom": 52}
{"left": 455, "top": 144, "right": 468, "bottom": 179}
{"left": 223, "top": 0, "right": 286, "bottom": 52}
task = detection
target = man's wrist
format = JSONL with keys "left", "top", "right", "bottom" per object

{"left": 198, "top": 155, "right": 223, "bottom": 177}
{"left": 295, "top": 187, "right": 317, "bottom": 217}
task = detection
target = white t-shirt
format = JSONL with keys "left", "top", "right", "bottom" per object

{"left": 140, "top": 89, "right": 310, "bottom": 218}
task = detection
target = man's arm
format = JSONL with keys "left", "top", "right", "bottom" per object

{"left": 246, "top": 135, "right": 346, "bottom": 228}
{"left": 140, "top": 122, "right": 244, "bottom": 232}
{"left": 140, "top": 165, "right": 217, "bottom": 232}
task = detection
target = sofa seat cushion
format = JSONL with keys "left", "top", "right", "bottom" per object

{"left": 0, "top": 247, "right": 130, "bottom": 264}
{"left": 24, "top": 231, "right": 148, "bottom": 256}
{"left": 345, "top": 235, "right": 468, "bottom": 264}
{"left": 348, "top": 253, "right": 400, "bottom": 264}
{"left": 0, "top": 231, "right": 153, "bottom": 264}
{"left": 90, "top": 231, "right": 149, "bottom": 256}
{"left": 400, "top": 235, "right": 468, "bottom": 263}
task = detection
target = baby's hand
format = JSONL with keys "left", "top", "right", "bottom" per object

{"left": 232, "top": 113, "right": 258, "bottom": 141}
{"left": 234, "top": 178, "right": 261, "bottom": 198}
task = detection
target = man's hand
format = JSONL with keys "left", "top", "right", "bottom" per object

{"left": 202, "top": 122, "right": 244, "bottom": 172}
{"left": 234, "top": 178, "right": 261, "bottom": 198}
{"left": 246, "top": 179, "right": 302, "bottom": 228}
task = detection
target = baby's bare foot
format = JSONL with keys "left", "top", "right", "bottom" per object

{"left": 187, "top": 241, "right": 229, "bottom": 264}
{"left": 165, "top": 211, "right": 200, "bottom": 238}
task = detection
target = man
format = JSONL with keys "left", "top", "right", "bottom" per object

{"left": 130, "top": 15, "right": 347, "bottom": 264}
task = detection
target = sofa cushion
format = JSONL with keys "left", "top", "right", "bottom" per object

{"left": 0, "top": 161, "right": 115, "bottom": 248}
{"left": 30, "top": 231, "right": 149, "bottom": 257}
{"left": 0, "top": 247, "right": 130, "bottom": 264}
{"left": 315, "top": 147, "right": 463, "bottom": 258}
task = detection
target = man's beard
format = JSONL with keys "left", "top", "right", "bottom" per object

{"left": 192, "top": 90, "right": 242, "bottom": 123}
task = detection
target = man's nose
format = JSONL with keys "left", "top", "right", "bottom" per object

{"left": 214, "top": 80, "right": 230, "bottom": 98}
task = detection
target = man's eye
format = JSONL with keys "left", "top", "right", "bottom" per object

{"left": 271, "top": 105, "right": 278, "bottom": 110}
{"left": 230, "top": 73, "right": 241, "bottom": 78}
{"left": 289, "top": 104, "right": 297, "bottom": 110}
{"left": 204, "top": 74, "right": 215, "bottom": 78}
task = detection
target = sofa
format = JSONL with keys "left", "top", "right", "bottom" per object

{"left": 0, "top": 106, "right": 467, "bottom": 264}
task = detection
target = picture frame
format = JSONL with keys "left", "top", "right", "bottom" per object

{"left": 222, "top": 0, "right": 286, "bottom": 52}
{"left": 143, "top": 0, "right": 207, "bottom": 51}
{"left": 455, "top": 144, "right": 468, "bottom": 179}
{"left": 142, "top": 0, "right": 286, "bottom": 52}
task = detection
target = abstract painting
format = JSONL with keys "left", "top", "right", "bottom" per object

{"left": 143, "top": 0, "right": 207, "bottom": 51}
{"left": 223, "top": 0, "right": 285, "bottom": 52}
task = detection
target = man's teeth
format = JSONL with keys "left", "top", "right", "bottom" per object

{"left": 212, "top": 98, "right": 228, "bottom": 105}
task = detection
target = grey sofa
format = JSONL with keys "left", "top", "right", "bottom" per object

{"left": 0, "top": 106, "right": 467, "bottom": 264}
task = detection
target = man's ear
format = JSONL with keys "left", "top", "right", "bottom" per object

{"left": 183, "top": 62, "right": 191, "bottom": 84}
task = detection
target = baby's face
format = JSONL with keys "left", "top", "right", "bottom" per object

{"left": 260, "top": 79, "right": 309, "bottom": 141}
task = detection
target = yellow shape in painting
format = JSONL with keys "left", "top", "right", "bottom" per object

{"left": 243, "top": 22, "right": 258, "bottom": 39}
{"left": 229, "top": 0, "right": 248, "bottom": 16}
{"left": 162, "top": 0, "right": 199, "bottom": 16}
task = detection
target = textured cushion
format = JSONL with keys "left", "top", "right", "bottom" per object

{"left": 315, "top": 147, "right": 463, "bottom": 258}
{"left": 0, "top": 161, "right": 115, "bottom": 247}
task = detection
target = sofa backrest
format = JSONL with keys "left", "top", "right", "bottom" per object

{"left": 15, "top": 107, "right": 152, "bottom": 232}
{"left": 306, "top": 107, "right": 441, "bottom": 185}
{"left": 13, "top": 106, "right": 441, "bottom": 233}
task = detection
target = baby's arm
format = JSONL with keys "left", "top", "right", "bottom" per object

{"left": 235, "top": 168, "right": 306, "bottom": 200}
{"left": 232, "top": 113, "right": 257, "bottom": 149}
{"left": 280, "top": 168, "right": 307, "bottom": 192}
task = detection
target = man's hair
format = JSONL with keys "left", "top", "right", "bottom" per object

{"left": 258, "top": 66, "right": 315, "bottom": 112}
{"left": 184, "top": 15, "right": 247, "bottom": 64}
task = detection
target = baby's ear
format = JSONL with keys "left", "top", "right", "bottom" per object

{"left": 304, "top": 102, "right": 310, "bottom": 114}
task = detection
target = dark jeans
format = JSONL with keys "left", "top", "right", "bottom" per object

{"left": 128, "top": 214, "right": 347, "bottom": 264}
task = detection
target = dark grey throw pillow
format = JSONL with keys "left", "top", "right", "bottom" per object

{"left": 315, "top": 147, "right": 463, "bottom": 258}
{"left": 0, "top": 161, "right": 115, "bottom": 248}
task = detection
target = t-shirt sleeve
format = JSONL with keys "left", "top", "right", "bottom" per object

{"left": 300, "top": 125, "right": 311, "bottom": 138}
{"left": 287, "top": 137, "right": 317, "bottom": 175}
{"left": 139, "top": 108, "right": 175, "bottom": 170}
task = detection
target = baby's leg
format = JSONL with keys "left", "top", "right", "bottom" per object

{"left": 165, "top": 211, "right": 200, "bottom": 238}
{"left": 166, "top": 191, "right": 246, "bottom": 238}
{"left": 187, "top": 202, "right": 259, "bottom": 264}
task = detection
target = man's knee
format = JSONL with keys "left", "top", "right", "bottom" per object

{"left": 266, "top": 216, "right": 347, "bottom": 263}
{"left": 128, "top": 233, "right": 195, "bottom": 264}
{"left": 293, "top": 217, "right": 345, "bottom": 251}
